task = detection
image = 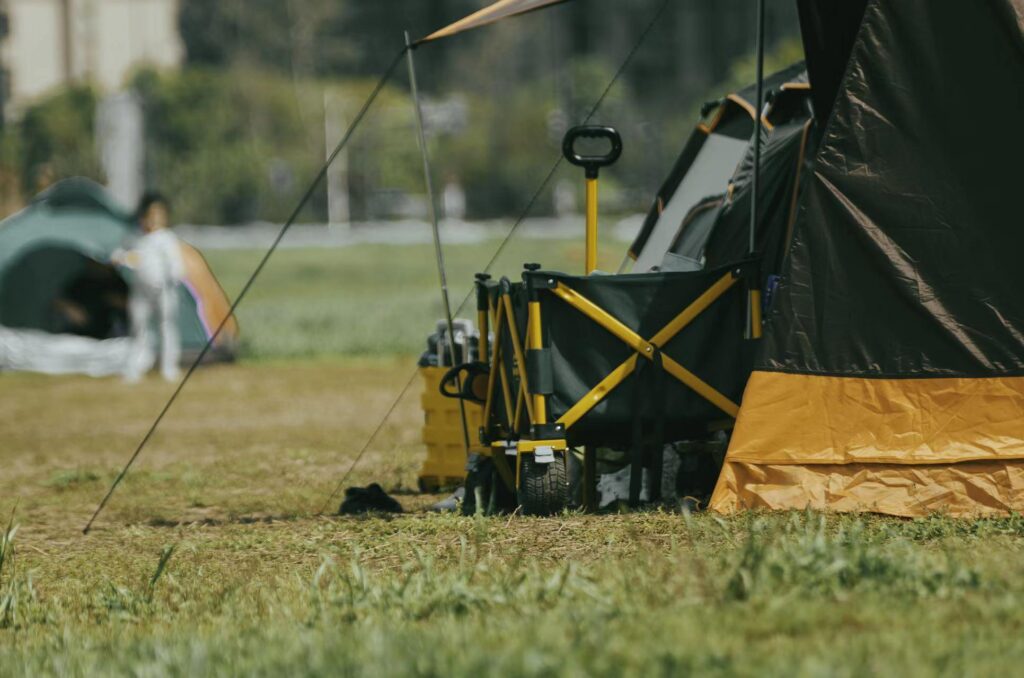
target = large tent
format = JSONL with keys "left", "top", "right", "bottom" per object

{"left": 710, "top": 0, "right": 1024, "bottom": 516}
{"left": 420, "top": 0, "right": 1024, "bottom": 517}
{"left": 0, "top": 178, "right": 238, "bottom": 375}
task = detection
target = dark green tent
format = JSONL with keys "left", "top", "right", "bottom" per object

{"left": 712, "top": 0, "right": 1024, "bottom": 516}
{"left": 0, "top": 178, "right": 238, "bottom": 374}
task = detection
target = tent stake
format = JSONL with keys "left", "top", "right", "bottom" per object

{"left": 405, "top": 31, "right": 472, "bottom": 456}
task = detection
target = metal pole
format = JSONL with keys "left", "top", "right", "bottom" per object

{"left": 747, "top": 0, "right": 766, "bottom": 339}
{"left": 323, "top": 91, "right": 350, "bottom": 228}
{"left": 750, "top": 0, "right": 766, "bottom": 255}
{"left": 584, "top": 176, "right": 598, "bottom": 274}
{"left": 405, "top": 31, "right": 471, "bottom": 454}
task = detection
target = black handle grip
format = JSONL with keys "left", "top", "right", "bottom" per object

{"left": 439, "top": 369, "right": 461, "bottom": 398}
{"left": 439, "top": 362, "right": 489, "bottom": 404}
{"left": 562, "top": 125, "right": 622, "bottom": 178}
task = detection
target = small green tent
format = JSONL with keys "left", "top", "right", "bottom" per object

{"left": 0, "top": 178, "right": 237, "bottom": 375}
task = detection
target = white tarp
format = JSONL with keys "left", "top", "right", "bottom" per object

{"left": 0, "top": 326, "right": 133, "bottom": 377}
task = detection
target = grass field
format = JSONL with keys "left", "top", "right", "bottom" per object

{"left": 202, "top": 230, "right": 629, "bottom": 359}
{"left": 4, "top": 239, "right": 1024, "bottom": 676}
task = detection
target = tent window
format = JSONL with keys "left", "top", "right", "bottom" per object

{"left": 633, "top": 133, "right": 748, "bottom": 271}
{"left": 664, "top": 194, "right": 726, "bottom": 267}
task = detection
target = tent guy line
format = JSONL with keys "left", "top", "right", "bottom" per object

{"left": 82, "top": 48, "right": 409, "bottom": 534}
{"left": 406, "top": 29, "right": 473, "bottom": 461}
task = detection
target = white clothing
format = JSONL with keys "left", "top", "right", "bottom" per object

{"left": 133, "top": 229, "right": 185, "bottom": 289}
{"left": 123, "top": 229, "right": 184, "bottom": 382}
{"left": 442, "top": 181, "right": 466, "bottom": 221}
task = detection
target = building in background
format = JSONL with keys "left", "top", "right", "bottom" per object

{"left": 0, "top": 0, "right": 183, "bottom": 118}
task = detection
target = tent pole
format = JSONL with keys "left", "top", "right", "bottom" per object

{"left": 747, "top": 0, "right": 766, "bottom": 339}
{"left": 405, "top": 31, "right": 472, "bottom": 455}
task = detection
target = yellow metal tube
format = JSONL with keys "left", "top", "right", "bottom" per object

{"left": 481, "top": 306, "right": 508, "bottom": 429}
{"left": 497, "top": 350, "right": 516, "bottom": 427}
{"left": 527, "top": 300, "right": 547, "bottom": 424}
{"left": 502, "top": 295, "right": 535, "bottom": 423}
{"left": 552, "top": 283, "right": 654, "bottom": 356}
{"left": 514, "top": 381, "right": 525, "bottom": 431}
{"left": 478, "top": 309, "right": 489, "bottom": 359}
{"left": 557, "top": 354, "right": 638, "bottom": 430}
{"left": 513, "top": 319, "right": 529, "bottom": 431}
{"left": 649, "top": 272, "right": 739, "bottom": 347}
{"left": 491, "top": 305, "right": 516, "bottom": 427}
{"left": 585, "top": 177, "right": 598, "bottom": 274}
{"left": 749, "top": 289, "right": 763, "bottom": 339}
{"left": 661, "top": 355, "right": 740, "bottom": 417}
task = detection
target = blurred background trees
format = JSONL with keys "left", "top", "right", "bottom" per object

{"left": 2, "top": 0, "right": 801, "bottom": 225}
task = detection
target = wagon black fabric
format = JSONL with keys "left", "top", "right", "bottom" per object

{"left": 527, "top": 265, "right": 753, "bottom": 447}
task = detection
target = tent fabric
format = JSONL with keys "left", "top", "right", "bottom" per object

{"left": 701, "top": 94, "right": 813, "bottom": 281}
{"left": 179, "top": 242, "right": 238, "bottom": 343}
{"left": 712, "top": 460, "right": 1024, "bottom": 518}
{"left": 0, "top": 326, "right": 132, "bottom": 377}
{"left": 663, "top": 195, "right": 724, "bottom": 264}
{"left": 628, "top": 63, "right": 809, "bottom": 269}
{"left": 0, "top": 178, "right": 237, "bottom": 374}
{"left": 631, "top": 134, "right": 747, "bottom": 271}
{"left": 795, "top": 0, "right": 868, "bottom": 124}
{"left": 418, "top": 0, "right": 569, "bottom": 44}
{"left": 719, "top": 372, "right": 1024, "bottom": 467}
{"left": 712, "top": 0, "right": 1024, "bottom": 516}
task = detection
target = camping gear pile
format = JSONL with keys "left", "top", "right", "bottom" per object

{"left": 0, "top": 179, "right": 238, "bottom": 375}
{"left": 417, "top": 321, "right": 483, "bottom": 491}
{"left": 419, "top": 0, "right": 1024, "bottom": 518}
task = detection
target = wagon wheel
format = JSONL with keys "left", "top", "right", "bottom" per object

{"left": 519, "top": 452, "right": 568, "bottom": 516}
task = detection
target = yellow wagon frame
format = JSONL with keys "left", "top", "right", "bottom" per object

{"left": 475, "top": 266, "right": 750, "bottom": 507}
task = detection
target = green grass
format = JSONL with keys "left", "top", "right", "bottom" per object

{"left": 5, "top": 243, "right": 1024, "bottom": 675}
{"left": 202, "top": 232, "right": 627, "bottom": 359}
{"left": 3, "top": 509, "right": 1024, "bottom": 676}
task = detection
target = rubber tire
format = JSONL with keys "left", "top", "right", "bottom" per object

{"left": 519, "top": 452, "right": 569, "bottom": 516}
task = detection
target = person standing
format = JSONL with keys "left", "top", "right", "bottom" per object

{"left": 116, "top": 192, "right": 185, "bottom": 382}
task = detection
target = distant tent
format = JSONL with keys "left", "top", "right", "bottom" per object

{"left": 0, "top": 178, "right": 238, "bottom": 375}
{"left": 419, "top": 0, "right": 1024, "bottom": 517}
{"left": 710, "top": 0, "right": 1024, "bottom": 516}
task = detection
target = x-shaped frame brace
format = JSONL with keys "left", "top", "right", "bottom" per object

{"left": 547, "top": 270, "right": 742, "bottom": 431}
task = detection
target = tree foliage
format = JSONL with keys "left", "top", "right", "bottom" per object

{"left": 2, "top": 0, "right": 803, "bottom": 224}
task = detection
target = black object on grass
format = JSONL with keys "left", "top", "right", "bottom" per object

{"left": 339, "top": 484, "right": 404, "bottom": 515}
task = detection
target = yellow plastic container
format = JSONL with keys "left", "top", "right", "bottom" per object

{"left": 418, "top": 366, "right": 482, "bottom": 491}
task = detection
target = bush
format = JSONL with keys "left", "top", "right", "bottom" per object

{"left": 0, "top": 35, "right": 806, "bottom": 224}
{"left": 18, "top": 85, "right": 104, "bottom": 193}
{"left": 132, "top": 68, "right": 420, "bottom": 225}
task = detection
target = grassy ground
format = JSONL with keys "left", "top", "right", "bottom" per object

{"left": 202, "top": 232, "right": 628, "bottom": 359}
{"left": 4, "top": 241, "right": 1024, "bottom": 675}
